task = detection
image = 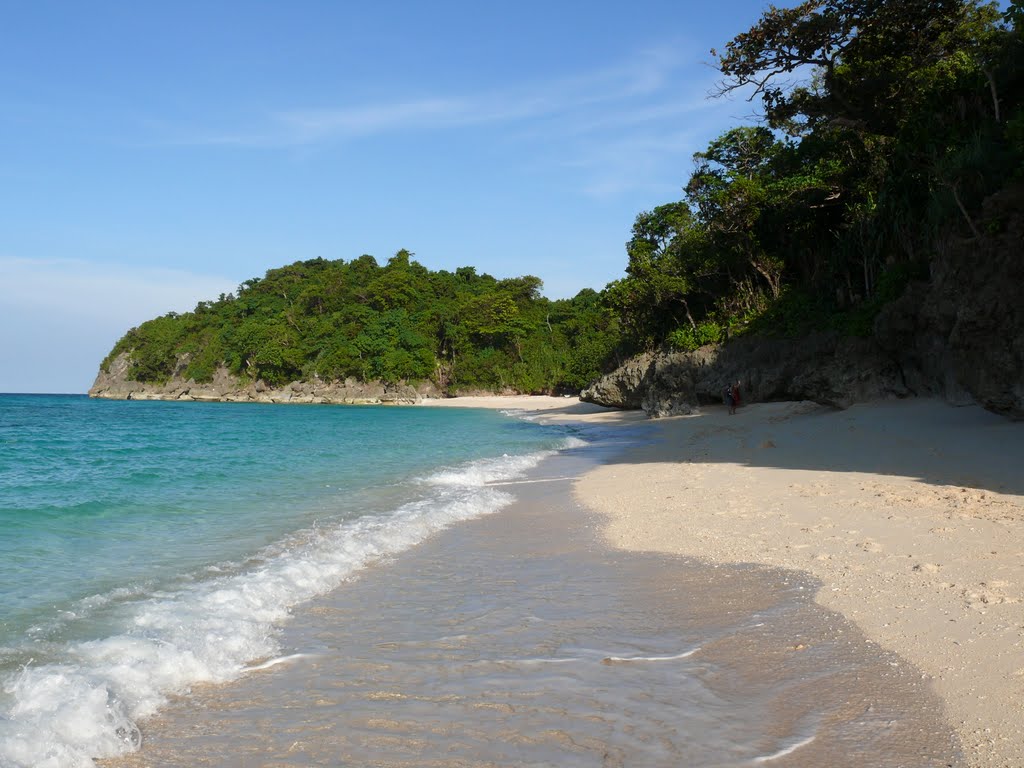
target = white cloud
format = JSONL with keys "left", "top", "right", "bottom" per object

{"left": 146, "top": 42, "right": 755, "bottom": 200}
{"left": 277, "top": 98, "right": 468, "bottom": 142}
{"left": 160, "top": 44, "right": 696, "bottom": 148}
{"left": 0, "top": 258, "right": 237, "bottom": 393}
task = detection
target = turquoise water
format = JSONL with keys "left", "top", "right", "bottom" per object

{"left": 0, "top": 394, "right": 583, "bottom": 767}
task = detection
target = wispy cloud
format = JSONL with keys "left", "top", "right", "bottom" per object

{"left": 277, "top": 99, "right": 468, "bottom": 142}
{"left": 161, "top": 44, "right": 700, "bottom": 148}
{"left": 148, "top": 42, "right": 750, "bottom": 200}
{"left": 566, "top": 130, "right": 702, "bottom": 199}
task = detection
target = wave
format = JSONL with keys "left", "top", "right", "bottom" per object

{"left": 423, "top": 436, "right": 585, "bottom": 487}
{"left": 751, "top": 734, "right": 817, "bottom": 763}
{"left": 0, "top": 440, "right": 584, "bottom": 768}
{"left": 601, "top": 649, "right": 699, "bottom": 663}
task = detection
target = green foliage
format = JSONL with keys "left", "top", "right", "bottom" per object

{"left": 835, "top": 259, "right": 932, "bottom": 337}
{"left": 104, "top": 252, "right": 625, "bottom": 395}
{"left": 182, "top": 332, "right": 223, "bottom": 383}
{"left": 746, "top": 288, "right": 830, "bottom": 338}
{"left": 105, "top": 5, "right": 1024, "bottom": 395}
{"left": 667, "top": 321, "right": 723, "bottom": 352}
{"left": 120, "top": 315, "right": 189, "bottom": 383}
{"left": 614, "top": 0, "right": 1023, "bottom": 352}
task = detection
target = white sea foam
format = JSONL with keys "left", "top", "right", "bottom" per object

{"left": 0, "top": 449, "right": 552, "bottom": 768}
{"left": 601, "top": 649, "right": 699, "bottom": 663}
{"left": 425, "top": 451, "right": 552, "bottom": 487}
{"left": 243, "top": 653, "right": 314, "bottom": 672}
{"left": 424, "top": 435, "right": 586, "bottom": 488}
{"left": 559, "top": 436, "right": 589, "bottom": 450}
{"left": 751, "top": 734, "right": 816, "bottom": 763}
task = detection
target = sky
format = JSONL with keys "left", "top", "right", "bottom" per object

{"left": 1, "top": 0, "right": 775, "bottom": 393}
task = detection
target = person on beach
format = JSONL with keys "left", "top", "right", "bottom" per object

{"left": 729, "top": 381, "right": 742, "bottom": 414}
{"left": 723, "top": 383, "right": 734, "bottom": 413}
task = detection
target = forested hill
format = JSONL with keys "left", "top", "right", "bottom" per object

{"left": 96, "top": 1, "right": 1023, "bottom": 412}
{"left": 98, "top": 251, "right": 624, "bottom": 395}
{"left": 604, "top": 0, "right": 1023, "bottom": 350}
{"left": 589, "top": 0, "right": 1024, "bottom": 418}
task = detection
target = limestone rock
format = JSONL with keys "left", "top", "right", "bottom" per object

{"left": 582, "top": 334, "right": 908, "bottom": 417}
{"left": 585, "top": 185, "right": 1024, "bottom": 421}
{"left": 874, "top": 183, "right": 1024, "bottom": 419}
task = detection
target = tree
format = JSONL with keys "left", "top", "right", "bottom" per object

{"left": 714, "top": 0, "right": 970, "bottom": 136}
{"left": 605, "top": 202, "right": 704, "bottom": 345}
{"left": 102, "top": 252, "right": 621, "bottom": 395}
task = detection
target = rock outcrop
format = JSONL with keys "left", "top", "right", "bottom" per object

{"left": 90, "top": 353, "right": 435, "bottom": 405}
{"left": 585, "top": 185, "right": 1024, "bottom": 420}
{"left": 874, "top": 184, "right": 1024, "bottom": 420}
{"left": 582, "top": 334, "right": 909, "bottom": 417}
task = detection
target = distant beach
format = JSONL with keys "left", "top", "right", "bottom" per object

{"left": 428, "top": 394, "right": 1024, "bottom": 767}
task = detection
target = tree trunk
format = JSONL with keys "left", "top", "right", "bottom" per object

{"left": 949, "top": 181, "right": 982, "bottom": 240}
{"left": 983, "top": 68, "right": 1000, "bottom": 123}
{"left": 751, "top": 257, "right": 782, "bottom": 299}
{"left": 681, "top": 298, "right": 697, "bottom": 330}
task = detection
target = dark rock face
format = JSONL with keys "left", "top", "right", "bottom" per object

{"left": 585, "top": 185, "right": 1024, "bottom": 420}
{"left": 581, "top": 334, "right": 909, "bottom": 417}
{"left": 577, "top": 352, "right": 654, "bottom": 411}
{"left": 89, "top": 353, "right": 435, "bottom": 405}
{"left": 875, "top": 184, "right": 1024, "bottom": 420}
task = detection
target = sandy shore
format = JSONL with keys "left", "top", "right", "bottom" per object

{"left": 418, "top": 393, "right": 640, "bottom": 421}
{"left": 429, "top": 395, "right": 1024, "bottom": 767}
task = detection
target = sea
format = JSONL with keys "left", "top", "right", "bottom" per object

{"left": 0, "top": 394, "right": 960, "bottom": 767}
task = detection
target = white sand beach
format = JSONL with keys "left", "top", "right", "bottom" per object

{"left": 426, "top": 394, "right": 1024, "bottom": 767}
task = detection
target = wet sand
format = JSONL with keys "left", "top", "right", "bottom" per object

{"left": 429, "top": 394, "right": 1024, "bottom": 766}
{"left": 105, "top": 426, "right": 957, "bottom": 767}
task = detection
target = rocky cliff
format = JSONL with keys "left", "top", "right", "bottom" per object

{"left": 874, "top": 184, "right": 1024, "bottom": 420}
{"left": 583, "top": 185, "right": 1024, "bottom": 420}
{"left": 90, "top": 353, "right": 435, "bottom": 405}
{"left": 581, "top": 333, "right": 911, "bottom": 417}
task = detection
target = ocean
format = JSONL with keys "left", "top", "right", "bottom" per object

{"left": 0, "top": 395, "right": 959, "bottom": 767}
{"left": 0, "top": 395, "right": 584, "bottom": 767}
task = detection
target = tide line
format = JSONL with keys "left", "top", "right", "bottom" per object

{"left": 751, "top": 734, "right": 816, "bottom": 763}
{"left": 601, "top": 649, "right": 699, "bottom": 663}
{"left": 485, "top": 476, "right": 581, "bottom": 486}
{"left": 243, "top": 653, "right": 314, "bottom": 672}
{"left": 493, "top": 657, "right": 582, "bottom": 665}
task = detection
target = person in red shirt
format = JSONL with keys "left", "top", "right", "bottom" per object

{"left": 729, "top": 381, "right": 741, "bottom": 414}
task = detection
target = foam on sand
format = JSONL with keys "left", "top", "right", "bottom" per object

{"left": 0, "top": 440, "right": 588, "bottom": 768}
{"left": 576, "top": 398, "right": 1024, "bottom": 768}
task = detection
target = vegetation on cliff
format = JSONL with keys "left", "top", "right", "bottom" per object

{"left": 101, "top": 1, "right": 1022, "bottom": 396}
{"left": 102, "top": 251, "right": 624, "bottom": 394}
{"left": 608, "top": 0, "right": 1023, "bottom": 353}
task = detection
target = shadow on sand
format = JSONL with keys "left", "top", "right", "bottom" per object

{"left": 551, "top": 397, "right": 1024, "bottom": 498}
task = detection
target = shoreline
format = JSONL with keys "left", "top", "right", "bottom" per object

{"left": 102, "top": 415, "right": 957, "bottom": 766}
{"left": 436, "top": 395, "right": 1024, "bottom": 767}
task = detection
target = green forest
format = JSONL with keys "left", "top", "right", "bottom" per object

{"left": 102, "top": 252, "right": 621, "bottom": 393}
{"left": 103, "top": 0, "right": 1023, "bottom": 395}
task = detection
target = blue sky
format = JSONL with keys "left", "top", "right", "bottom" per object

{"left": 2, "top": 0, "right": 773, "bottom": 393}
